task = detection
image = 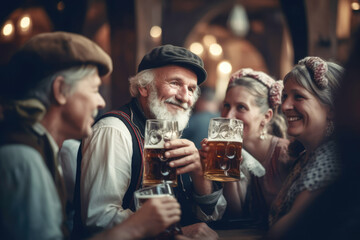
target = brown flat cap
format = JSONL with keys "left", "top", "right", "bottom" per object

{"left": 2, "top": 31, "right": 112, "bottom": 99}
{"left": 138, "top": 44, "right": 207, "bottom": 85}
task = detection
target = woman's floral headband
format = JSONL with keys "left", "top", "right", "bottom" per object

{"left": 298, "top": 56, "right": 328, "bottom": 89}
{"left": 228, "top": 68, "right": 283, "bottom": 108}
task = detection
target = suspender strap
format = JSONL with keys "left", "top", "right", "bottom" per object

{"left": 104, "top": 110, "right": 144, "bottom": 210}
{"left": 72, "top": 109, "right": 144, "bottom": 239}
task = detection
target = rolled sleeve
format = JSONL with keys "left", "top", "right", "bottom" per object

{"left": 193, "top": 188, "right": 227, "bottom": 222}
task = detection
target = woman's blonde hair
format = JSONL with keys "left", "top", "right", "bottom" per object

{"left": 227, "top": 76, "right": 287, "bottom": 138}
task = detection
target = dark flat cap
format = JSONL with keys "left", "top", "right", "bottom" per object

{"left": 1, "top": 31, "right": 112, "bottom": 99}
{"left": 138, "top": 44, "right": 207, "bottom": 85}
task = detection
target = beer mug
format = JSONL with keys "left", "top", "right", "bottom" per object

{"left": 134, "top": 183, "right": 182, "bottom": 240}
{"left": 203, "top": 117, "right": 243, "bottom": 181}
{"left": 143, "top": 119, "right": 180, "bottom": 187}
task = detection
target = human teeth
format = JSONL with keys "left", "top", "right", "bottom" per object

{"left": 288, "top": 117, "right": 300, "bottom": 121}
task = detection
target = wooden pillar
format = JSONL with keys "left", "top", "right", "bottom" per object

{"left": 106, "top": 0, "right": 136, "bottom": 109}
{"left": 135, "top": 0, "right": 162, "bottom": 66}
{"left": 280, "top": 0, "right": 308, "bottom": 63}
{"left": 305, "top": 0, "right": 338, "bottom": 59}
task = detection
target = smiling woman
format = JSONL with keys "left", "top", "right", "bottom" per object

{"left": 267, "top": 56, "right": 344, "bottom": 239}
{"left": 218, "top": 68, "right": 292, "bottom": 228}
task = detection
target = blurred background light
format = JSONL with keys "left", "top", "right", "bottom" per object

{"left": 150, "top": 25, "right": 162, "bottom": 38}
{"left": 18, "top": 14, "right": 32, "bottom": 33}
{"left": 203, "top": 34, "right": 216, "bottom": 47}
{"left": 189, "top": 42, "right": 204, "bottom": 56}
{"left": 228, "top": 4, "right": 249, "bottom": 37}
{"left": 2, "top": 20, "right": 14, "bottom": 37}
{"left": 352, "top": 2, "right": 360, "bottom": 11}
{"left": 218, "top": 60, "right": 232, "bottom": 74}
{"left": 209, "top": 43, "right": 222, "bottom": 56}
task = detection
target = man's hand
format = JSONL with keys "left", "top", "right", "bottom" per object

{"left": 165, "top": 138, "right": 213, "bottom": 196}
{"left": 99, "top": 196, "right": 181, "bottom": 240}
{"left": 177, "top": 223, "right": 219, "bottom": 240}
{"left": 165, "top": 138, "right": 202, "bottom": 176}
{"left": 130, "top": 196, "right": 181, "bottom": 237}
{"left": 199, "top": 138, "right": 209, "bottom": 167}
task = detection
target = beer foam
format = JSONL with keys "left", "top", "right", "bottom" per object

{"left": 144, "top": 140, "right": 165, "bottom": 149}
{"left": 208, "top": 138, "right": 242, "bottom": 143}
{"left": 136, "top": 194, "right": 173, "bottom": 199}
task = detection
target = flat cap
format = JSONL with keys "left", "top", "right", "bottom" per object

{"left": 138, "top": 44, "right": 207, "bottom": 85}
{"left": 2, "top": 31, "right": 112, "bottom": 99}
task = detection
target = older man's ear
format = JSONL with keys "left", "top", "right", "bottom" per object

{"left": 138, "top": 86, "right": 149, "bottom": 97}
{"left": 52, "top": 76, "right": 67, "bottom": 105}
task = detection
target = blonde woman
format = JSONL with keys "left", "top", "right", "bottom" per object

{"left": 202, "top": 68, "right": 293, "bottom": 228}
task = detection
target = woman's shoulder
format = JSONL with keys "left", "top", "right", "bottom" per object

{"left": 301, "top": 140, "right": 341, "bottom": 191}
{"left": 272, "top": 137, "right": 293, "bottom": 165}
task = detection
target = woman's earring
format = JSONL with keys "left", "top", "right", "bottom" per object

{"left": 260, "top": 122, "right": 267, "bottom": 140}
{"left": 260, "top": 129, "right": 267, "bottom": 140}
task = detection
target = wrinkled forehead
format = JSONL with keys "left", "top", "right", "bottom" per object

{"left": 154, "top": 65, "right": 198, "bottom": 84}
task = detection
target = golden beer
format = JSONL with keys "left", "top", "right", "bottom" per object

{"left": 143, "top": 147, "right": 178, "bottom": 187}
{"left": 203, "top": 140, "right": 243, "bottom": 181}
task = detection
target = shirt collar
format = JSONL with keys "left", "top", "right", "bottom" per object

{"left": 32, "top": 122, "right": 59, "bottom": 156}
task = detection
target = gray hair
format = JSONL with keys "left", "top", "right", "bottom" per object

{"left": 227, "top": 77, "right": 271, "bottom": 113}
{"left": 284, "top": 61, "right": 344, "bottom": 110}
{"left": 129, "top": 69, "right": 200, "bottom": 102}
{"left": 29, "top": 64, "right": 97, "bottom": 109}
{"left": 227, "top": 76, "right": 287, "bottom": 138}
{"left": 129, "top": 69, "right": 156, "bottom": 97}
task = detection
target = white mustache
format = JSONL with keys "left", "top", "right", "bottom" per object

{"left": 92, "top": 109, "right": 98, "bottom": 118}
{"left": 164, "top": 97, "right": 189, "bottom": 110}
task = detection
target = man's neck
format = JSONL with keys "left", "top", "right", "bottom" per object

{"left": 138, "top": 96, "right": 152, "bottom": 119}
{"left": 40, "top": 110, "right": 66, "bottom": 148}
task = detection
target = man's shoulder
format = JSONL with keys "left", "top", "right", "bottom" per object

{"left": 93, "top": 114, "right": 128, "bottom": 129}
{"left": 0, "top": 144, "right": 47, "bottom": 174}
{"left": 87, "top": 114, "right": 132, "bottom": 141}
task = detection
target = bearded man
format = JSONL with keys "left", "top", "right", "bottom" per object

{"left": 0, "top": 32, "right": 183, "bottom": 240}
{"left": 73, "top": 45, "right": 226, "bottom": 238}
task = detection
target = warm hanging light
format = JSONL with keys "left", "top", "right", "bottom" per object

{"left": 216, "top": 60, "right": 233, "bottom": 101}
{"left": 209, "top": 43, "right": 222, "bottom": 56}
{"left": 228, "top": 4, "right": 249, "bottom": 37}
{"left": 218, "top": 61, "right": 232, "bottom": 74}
{"left": 1, "top": 20, "right": 15, "bottom": 40}
{"left": 189, "top": 42, "right": 204, "bottom": 56}
{"left": 351, "top": 1, "right": 360, "bottom": 10}
{"left": 150, "top": 25, "right": 162, "bottom": 38}
{"left": 2, "top": 20, "right": 14, "bottom": 36}
{"left": 18, "top": 14, "right": 32, "bottom": 34}
{"left": 203, "top": 34, "right": 216, "bottom": 47}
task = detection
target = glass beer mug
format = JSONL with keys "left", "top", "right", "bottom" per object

{"left": 134, "top": 183, "right": 182, "bottom": 240}
{"left": 143, "top": 119, "right": 180, "bottom": 187}
{"left": 203, "top": 117, "right": 243, "bottom": 181}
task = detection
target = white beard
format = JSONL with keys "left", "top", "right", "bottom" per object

{"left": 148, "top": 86, "right": 192, "bottom": 131}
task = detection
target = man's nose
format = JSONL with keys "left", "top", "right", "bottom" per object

{"left": 98, "top": 94, "right": 106, "bottom": 109}
{"left": 176, "top": 86, "right": 190, "bottom": 103}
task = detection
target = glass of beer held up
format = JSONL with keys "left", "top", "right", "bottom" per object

{"left": 134, "top": 183, "right": 182, "bottom": 240}
{"left": 143, "top": 119, "right": 180, "bottom": 187}
{"left": 203, "top": 117, "right": 243, "bottom": 181}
